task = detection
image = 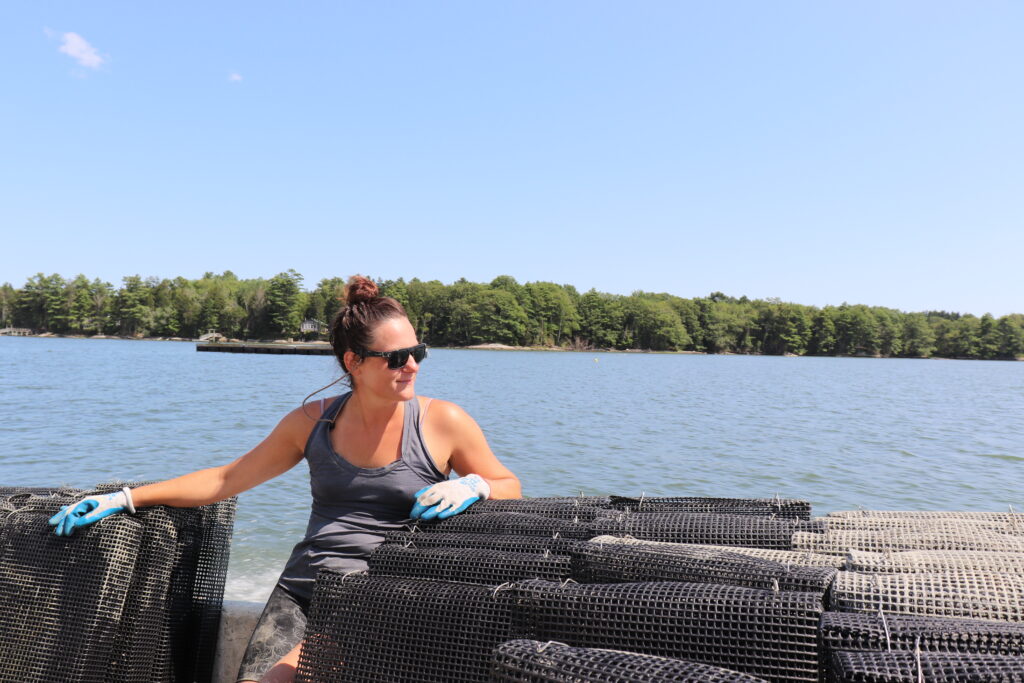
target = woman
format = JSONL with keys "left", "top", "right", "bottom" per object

{"left": 48, "top": 275, "right": 522, "bottom": 683}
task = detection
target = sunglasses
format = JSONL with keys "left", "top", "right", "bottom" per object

{"left": 358, "top": 343, "right": 428, "bottom": 369}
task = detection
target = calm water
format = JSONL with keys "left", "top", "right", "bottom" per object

{"left": 1, "top": 336, "right": 1021, "bottom": 601}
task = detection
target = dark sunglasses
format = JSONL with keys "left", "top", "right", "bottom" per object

{"left": 358, "top": 343, "right": 428, "bottom": 369}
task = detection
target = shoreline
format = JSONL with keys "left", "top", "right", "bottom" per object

{"left": 3, "top": 333, "right": 1020, "bottom": 360}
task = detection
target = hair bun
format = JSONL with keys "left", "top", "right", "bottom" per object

{"left": 345, "top": 275, "right": 379, "bottom": 306}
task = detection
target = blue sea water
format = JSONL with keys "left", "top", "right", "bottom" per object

{"left": 1, "top": 336, "right": 1021, "bottom": 601}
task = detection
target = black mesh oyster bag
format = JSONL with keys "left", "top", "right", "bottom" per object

{"left": 592, "top": 511, "right": 807, "bottom": 549}
{"left": 820, "top": 612, "right": 1024, "bottom": 656}
{"left": 383, "top": 530, "right": 579, "bottom": 555}
{"left": 369, "top": 545, "right": 572, "bottom": 584}
{"left": 489, "top": 639, "right": 770, "bottom": 682}
{"left": 414, "top": 512, "right": 594, "bottom": 539}
{"left": 609, "top": 496, "right": 811, "bottom": 520}
{"left": 295, "top": 571, "right": 520, "bottom": 683}
{"left": 511, "top": 579, "right": 824, "bottom": 682}
{"left": 830, "top": 649, "right": 1024, "bottom": 682}
{"left": 0, "top": 509, "right": 142, "bottom": 683}
{"left": 571, "top": 538, "right": 837, "bottom": 593}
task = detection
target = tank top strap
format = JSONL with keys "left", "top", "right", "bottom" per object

{"left": 402, "top": 397, "right": 447, "bottom": 483}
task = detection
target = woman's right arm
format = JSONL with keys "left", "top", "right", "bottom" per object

{"left": 131, "top": 405, "right": 315, "bottom": 508}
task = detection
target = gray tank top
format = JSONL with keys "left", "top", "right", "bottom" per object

{"left": 278, "top": 392, "right": 448, "bottom": 599}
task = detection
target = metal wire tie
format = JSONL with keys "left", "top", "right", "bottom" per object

{"left": 771, "top": 578, "right": 780, "bottom": 593}
{"left": 914, "top": 636, "right": 924, "bottom": 683}
{"left": 341, "top": 569, "right": 366, "bottom": 583}
{"left": 559, "top": 578, "right": 578, "bottom": 588}
{"left": 638, "top": 491, "right": 646, "bottom": 511}
{"left": 536, "top": 640, "right": 567, "bottom": 653}
{"left": 878, "top": 608, "right": 892, "bottom": 652}
{"left": 492, "top": 582, "right": 512, "bottom": 598}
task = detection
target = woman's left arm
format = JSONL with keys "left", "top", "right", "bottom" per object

{"left": 431, "top": 401, "right": 522, "bottom": 500}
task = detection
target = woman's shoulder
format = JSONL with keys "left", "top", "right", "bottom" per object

{"left": 417, "top": 396, "right": 476, "bottom": 430}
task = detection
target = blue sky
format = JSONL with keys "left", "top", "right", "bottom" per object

{"left": 2, "top": 2, "right": 1021, "bottom": 316}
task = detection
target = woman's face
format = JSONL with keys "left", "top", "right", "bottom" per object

{"left": 347, "top": 316, "right": 421, "bottom": 402}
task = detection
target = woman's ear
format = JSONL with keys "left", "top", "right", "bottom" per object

{"left": 343, "top": 350, "right": 362, "bottom": 373}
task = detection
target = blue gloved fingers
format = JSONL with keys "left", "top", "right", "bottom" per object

{"left": 48, "top": 505, "right": 69, "bottom": 527}
{"left": 435, "top": 495, "right": 480, "bottom": 520}
{"left": 410, "top": 500, "right": 432, "bottom": 519}
{"left": 78, "top": 502, "right": 120, "bottom": 526}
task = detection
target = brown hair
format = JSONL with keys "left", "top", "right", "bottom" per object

{"left": 330, "top": 275, "right": 408, "bottom": 375}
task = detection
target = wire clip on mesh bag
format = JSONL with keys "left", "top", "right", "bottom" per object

{"left": 0, "top": 509, "right": 142, "bottom": 683}
{"left": 571, "top": 539, "right": 837, "bottom": 593}
{"left": 609, "top": 496, "right": 811, "bottom": 520}
{"left": 369, "top": 545, "right": 572, "bottom": 584}
{"left": 295, "top": 572, "right": 520, "bottom": 683}
{"left": 830, "top": 570, "right": 1024, "bottom": 622}
{"left": 489, "top": 639, "right": 770, "bottom": 682}
{"left": 510, "top": 579, "right": 824, "bottom": 683}
{"left": 413, "top": 512, "right": 595, "bottom": 538}
{"left": 830, "top": 649, "right": 1024, "bottom": 682}
{"left": 592, "top": 512, "right": 813, "bottom": 549}
{"left": 820, "top": 612, "right": 1024, "bottom": 656}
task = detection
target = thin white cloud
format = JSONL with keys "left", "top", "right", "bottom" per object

{"left": 58, "top": 32, "right": 104, "bottom": 69}
{"left": 229, "top": 72, "right": 243, "bottom": 82}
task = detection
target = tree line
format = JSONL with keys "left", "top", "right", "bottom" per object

{"left": 2, "top": 271, "right": 1022, "bottom": 360}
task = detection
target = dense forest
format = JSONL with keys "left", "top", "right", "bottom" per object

{"left": 2, "top": 271, "right": 1022, "bottom": 360}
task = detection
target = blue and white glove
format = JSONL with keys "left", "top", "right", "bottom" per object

{"left": 411, "top": 474, "right": 490, "bottom": 520}
{"left": 48, "top": 487, "right": 136, "bottom": 537}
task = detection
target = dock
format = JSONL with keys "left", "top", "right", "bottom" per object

{"left": 196, "top": 341, "right": 333, "bottom": 355}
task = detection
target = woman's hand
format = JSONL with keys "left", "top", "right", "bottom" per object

{"left": 48, "top": 487, "right": 136, "bottom": 536}
{"left": 410, "top": 474, "right": 490, "bottom": 520}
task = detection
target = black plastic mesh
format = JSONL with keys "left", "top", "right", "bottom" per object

{"left": 96, "top": 482, "right": 238, "bottom": 683}
{"left": 415, "top": 512, "right": 595, "bottom": 538}
{"left": 3, "top": 485, "right": 236, "bottom": 683}
{"left": 384, "top": 530, "right": 579, "bottom": 554}
{"left": 830, "top": 650, "right": 1024, "bottom": 682}
{"left": 511, "top": 579, "right": 824, "bottom": 682}
{"left": 490, "top": 639, "right": 770, "bottom": 682}
{"left": 592, "top": 512, "right": 813, "bottom": 549}
{"left": 587, "top": 535, "right": 846, "bottom": 567}
{"left": 0, "top": 510, "right": 142, "bottom": 683}
{"left": 609, "top": 496, "right": 812, "bottom": 520}
{"left": 830, "top": 570, "right": 1024, "bottom": 622}
{"left": 820, "top": 612, "right": 1024, "bottom": 656}
{"left": 847, "top": 549, "right": 1024, "bottom": 574}
{"left": 571, "top": 539, "right": 837, "bottom": 593}
{"left": 369, "top": 545, "right": 572, "bottom": 584}
{"left": 464, "top": 497, "right": 613, "bottom": 521}
{"left": 295, "top": 572, "right": 520, "bottom": 683}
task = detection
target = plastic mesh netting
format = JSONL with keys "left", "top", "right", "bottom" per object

{"left": 592, "top": 512, "right": 814, "bottom": 549}
{"left": 830, "top": 650, "right": 1024, "bottom": 682}
{"left": 588, "top": 535, "right": 845, "bottom": 567}
{"left": 821, "top": 516, "right": 1024, "bottom": 536}
{"left": 820, "top": 612, "right": 1024, "bottom": 656}
{"left": 828, "top": 510, "right": 1024, "bottom": 523}
{"left": 384, "top": 530, "right": 578, "bottom": 554}
{"left": 464, "top": 497, "right": 613, "bottom": 521}
{"left": 830, "top": 570, "right": 1024, "bottom": 622}
{"left": 847, "top": 549, "right": 1024, "bottom": 574}
{"left": 609, "top": 496, "right": 812, "bottom": 520}
{"left": 570, "top": 539, "right": 837, "bottom": 592}
{"left": 1, "top": 485, "right": 236, "bottom": 683}
{"left": 415, "top": 512, "right": 595, "bottom": 539}
{"left": 295, "top": 572, "right": 519, "bottom": 683}
{"left": 490, "top": 640, "right": 770, "bottom": 682}
{"left": 0, "top": 510, "right": 142, "bottom": 683}
{"left": 511, "top": 579, "right": 824, "bottom": 682}
{"left": 368, "top": 545, "right": 572, "bottom": 584}
{"left": 792, "top": 529, "right": 1024, "bottom": 556}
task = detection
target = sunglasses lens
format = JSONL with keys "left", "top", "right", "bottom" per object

{"left": 387, "top": 350, "right": 410, "bottom": 369}
{"left": 412, "top": 345, "right": 427, "bottom": 363}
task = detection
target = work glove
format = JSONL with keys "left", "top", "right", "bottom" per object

{"left": 411, "top": 474, "right": 490, "bottom": 520}
{"left": 48, "top": 487, "right": 136, "bottom": 536}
